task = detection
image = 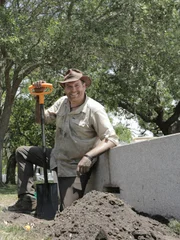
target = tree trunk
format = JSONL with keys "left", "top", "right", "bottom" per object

{"left": 0, "top": 87, "right": 15, "bottom": 184}
{"left": 6, "top": 151, "right": 16, "bottom": 184}
{"left": 0, "top": 143, "right": 2, "bottom": 183}
{"left": 0, "top": 112, "right": 12, "bottom": 184}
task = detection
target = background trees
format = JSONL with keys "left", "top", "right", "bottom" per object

{"left": 86, "top": 0, "right": 180, "bottom": 136}
{"left": 0, "top": 0, "right": 179, "bottom": 183}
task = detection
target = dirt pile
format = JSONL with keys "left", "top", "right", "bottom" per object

{"left": 1, "top": 190, "right": 180, "bottom": 239}
{"left": 38, "top": 190, "right": 179, "bottom": 240}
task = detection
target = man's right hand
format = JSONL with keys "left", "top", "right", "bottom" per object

{"left": 77, "top": 156, "right": 92, "bottom": 175}
{"left": 33, "top": 80, "right": 46, "bottom": 92}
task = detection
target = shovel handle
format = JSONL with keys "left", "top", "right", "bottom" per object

{"left": 29, "top": 83, "right": 53, "bottom": 104}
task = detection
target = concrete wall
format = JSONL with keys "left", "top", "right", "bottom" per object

{"left": 86, "top": 133, "right": 180, "bottom": 220}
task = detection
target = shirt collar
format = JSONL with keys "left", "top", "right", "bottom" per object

{"left": 66, "top": 94, "right": 89, "bottom": 114}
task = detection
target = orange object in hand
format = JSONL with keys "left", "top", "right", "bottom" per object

{"left": 28, "top": 83, "right": 53, "bottom": 104}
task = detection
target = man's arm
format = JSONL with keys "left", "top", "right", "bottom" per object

{"left": 77, "top": 139, "right": 116, "bottom": 175}
{"left": 77, "top": 102, "right": 119, "bottom": 175}
{"left": 86, "top": 138, "right": 116, "bottom": 158}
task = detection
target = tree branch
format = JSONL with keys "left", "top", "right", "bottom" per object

{"left": 67, "top": 0, "right": 76, "bottom": 21}
{"left": 165, "top": 101, "right": 180, "bottom": 126}
{"left": 118, "top": 101, "right": 154, "bottom": 123}
{"left": 1, "top": 45, "right": 14, "bottom": 90}
{"left": 12, "top": 62, "right": 42, "bottom": 95}
{"left": 5, "top": 60, "right": 14, "bottom": 90}
{"left": 0, "top": 0, "right": 5, "bottom": 6}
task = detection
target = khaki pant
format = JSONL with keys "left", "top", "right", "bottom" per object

{"left": 16, "top": 146, "right": 92, "bottom": 210}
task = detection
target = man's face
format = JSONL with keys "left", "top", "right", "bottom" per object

{"left": 64, "top": 80, "right": 86, "bottom": 102}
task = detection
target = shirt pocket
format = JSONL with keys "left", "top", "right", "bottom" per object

{"left": 70, "top": 115, "right": 95, "bottom": 138}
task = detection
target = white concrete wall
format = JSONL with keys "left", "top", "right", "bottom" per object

{"left": 87, "top": 133, "right": 180, "bottom": 220}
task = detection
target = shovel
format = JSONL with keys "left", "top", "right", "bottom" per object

{"left": 29, "top": 83, "right": 58, "bottom": 220}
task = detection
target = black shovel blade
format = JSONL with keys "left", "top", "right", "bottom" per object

{"left": 36, "top": 183, "right": 58, "bottom": 220}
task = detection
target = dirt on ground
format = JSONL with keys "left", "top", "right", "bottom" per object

{"left": 1, "top": 190, "right": 180, "bottom": 240}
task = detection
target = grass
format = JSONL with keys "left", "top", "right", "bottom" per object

{"left": 0, "top": 184, "right": 17, "bottom": 194}
{"left": 0, "top": 185, "right": 17, "bottom": 207}
{"left": 0, "top": 224, "right": 41, "bottom": 240}
{"left": 0, "top": 184, "right": 49, "bottom": 240}
{"left": 0, "top": 222, "right": 50, "bottom": 240}
{"left": 168, "top": 219, "right": 180, "bottom": 235}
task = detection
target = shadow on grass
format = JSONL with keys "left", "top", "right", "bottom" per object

{"left": 0, "top": 184, "right": 17, "bottom": 195}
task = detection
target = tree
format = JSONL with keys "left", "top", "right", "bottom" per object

{"left": 1, "top": 0, "right": 180, "bottom": 183}
{"left": 0, "top": 0, "right": 99, "bottom": 182}
{"left": 87, "top": 0, "right": 180, "bottom": 136}
{"left": 0, "top": 0, "right": 56, "bottom": 182}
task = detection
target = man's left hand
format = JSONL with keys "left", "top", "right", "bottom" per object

{"left": 77, "top": 156, "right": 92, "bottom": 175}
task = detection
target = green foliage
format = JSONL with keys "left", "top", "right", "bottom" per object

{"left": 169, "top": 219, "right": 180, "bottom": 235}
{"left": 87, "top": 0, "right": 180, "bottom": 135}
{"left": 7, "top": 96, "right": 56, "bottom": 149}
{"left": 114, "top": 124, "right": 132, "bottom": 143}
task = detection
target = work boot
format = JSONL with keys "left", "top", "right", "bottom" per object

{"left": 8, "top": 194, "right": 37, "bottom": 213}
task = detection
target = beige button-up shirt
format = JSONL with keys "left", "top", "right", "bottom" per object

{"left": 45, "top": 95, "right": 119, "bottom": 177}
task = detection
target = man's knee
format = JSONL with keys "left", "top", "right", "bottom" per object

{"left": 16, "top": 146, "right": 27, "bottom": 158}
{"left": 15, "top": 146, "right": 30, "bottom": 163}
{"left": 16, "top": 146, "right": 25, "bottom": 155}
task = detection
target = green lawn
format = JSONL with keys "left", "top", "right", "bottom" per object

{"left": 0, "top": 184, "right": 17, "bottom": 207}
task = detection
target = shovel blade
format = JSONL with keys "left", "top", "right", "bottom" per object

{"left": 36, "top": 183, "right": 58, "bottom": 220}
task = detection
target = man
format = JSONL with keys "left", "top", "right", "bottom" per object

{"left": 8, "top": 68, "right": 119, "bottom": 213}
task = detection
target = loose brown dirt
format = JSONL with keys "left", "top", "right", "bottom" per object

{"left": 1, "top": 190, "right": 180, "bottom": 240}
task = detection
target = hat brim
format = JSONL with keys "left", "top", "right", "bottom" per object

{"left": 59, "top": 75, "right": 91, "bottom": 88}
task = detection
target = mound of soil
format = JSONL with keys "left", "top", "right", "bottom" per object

{"left": 38, "top": 190, "right": 179, "bottom": 240}
{"left": 1, "top": 190, "right": 180, "bottom": 240}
